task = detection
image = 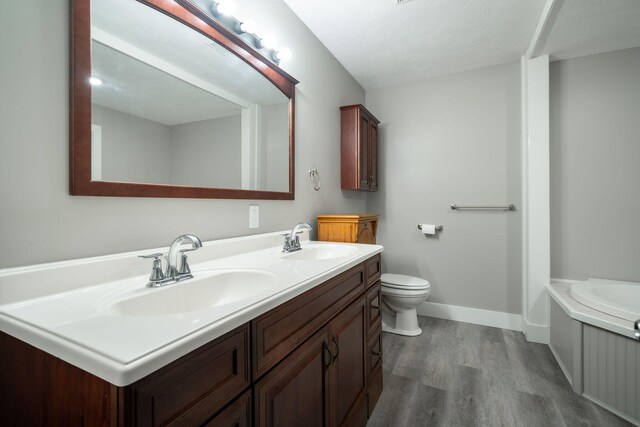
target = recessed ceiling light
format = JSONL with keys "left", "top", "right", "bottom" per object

{"left": 89, "top": 76, "right": 103, "bottom": 86}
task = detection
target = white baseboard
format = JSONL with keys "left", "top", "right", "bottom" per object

{"left": 522, "top": 319, "right": 550, "bottom": 343}
{"left": 416, "top": 302, "right": 523, "bottom": 331}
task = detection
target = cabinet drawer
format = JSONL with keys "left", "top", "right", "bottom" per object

{"left": 252, "top": 263, "right": 365, "bottom": 378}
{"left": 365, "top": 254, "right": 381, "bottom": 288}
{"left": 203, "top": 389, "right": 251, "bottom": 427}
{"left": 366, "top": 326, "right": 382, "bottom": 384}
{"left": 124, "top": 324, "right": 250, "bottom": 427}
{"left": 365, "top": 281, "right": 382, "bottom": 339}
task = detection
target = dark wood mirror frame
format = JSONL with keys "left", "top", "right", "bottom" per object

{"left": 70, "top": 0, "right": 298, "bottom": 199}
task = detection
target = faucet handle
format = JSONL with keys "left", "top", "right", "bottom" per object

{"left": 138, "top": 253, "right": 166, "bottom": 285}
{"left": 138, "top": 252, "right": 164, "bottom": 260}
{"left": 281, "top": 234, "right": 292, "bottom": 252}
{"left": 178, "top": 250, "right": 193, "bottom": 275}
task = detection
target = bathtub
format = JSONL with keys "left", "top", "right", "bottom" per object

{"left": 547, "top": 278, "right": 640, "bottom": 426}
{"left": 570, "top": 278, "right": 640, "bottom": 323}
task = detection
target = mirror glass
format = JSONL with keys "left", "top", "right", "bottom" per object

{"left": 89, "top": 0, "right": 291, "bottom": 192}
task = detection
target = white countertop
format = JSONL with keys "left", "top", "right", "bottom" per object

{"left": 0, "top": 231, "right": 383, "bottom": 386}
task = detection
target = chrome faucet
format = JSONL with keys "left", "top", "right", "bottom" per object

{"left": 167, "top": 234, "right": 202, "bottom": 279}
{"left": 139, "top": 234, "right": 202, "bottom": 287}
{"left": 282, "top": 223, "right": 312, "bottom": 252}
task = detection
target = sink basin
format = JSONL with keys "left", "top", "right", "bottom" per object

{"left": 106, "top": 269, "right": 278, "bottom": 316}
{"left": 283, "top": 244, "right": 357, "bottom": 261}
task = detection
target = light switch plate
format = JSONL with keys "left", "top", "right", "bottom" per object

{"left": 249, "top": 204, "right": 259, "bottom": 228}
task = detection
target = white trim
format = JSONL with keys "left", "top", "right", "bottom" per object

{"left": 522, "top": 54, "right": 551, "bottom": 338}
{"left": 526, "top": 0, "right": 562, "bottom": 59}
{"left": 522, "top": 318, "right": 550, "bottom": 343}
{"left": 520, "top": 55, "right": 529, "bottom": 338}
{"left": 416, "top": 302, "right": 523, "bottom": 331}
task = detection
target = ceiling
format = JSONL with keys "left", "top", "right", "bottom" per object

{"left": 283, "top": 0, "right": 640, "bottom": 90}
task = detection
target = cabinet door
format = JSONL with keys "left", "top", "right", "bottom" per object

{"left": 366, "top": 327, "right": 383, "bottom": 418}
{"left": 255, "top": 328, "right": 331, "bottom": 427}
{"left": 202, "top": 389, "right": 251, "bottom": 427}
{"left": 329, "top": 297, "right": 367, "bottom": 427}
{"left": 368, "top": 121, "right": 378, "bottom": 191}
{"left": 358, "top": 112, "right": 370, "bottom": 190}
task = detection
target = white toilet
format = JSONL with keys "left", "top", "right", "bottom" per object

{"left": 380, "top": 273, "right": 431, "bottom": 336}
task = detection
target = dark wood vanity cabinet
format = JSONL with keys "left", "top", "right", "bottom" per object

{"left": 255, "top": 281, "right": 369, "bottom": 427}
{"left": 253, "top": 256, "right": 382, "bottom": 427}
{"left": 0, "top": 255, "right": 383, "bottom": 427}
{"left": 341, "top": 105, "right": 380, "bottom": 192}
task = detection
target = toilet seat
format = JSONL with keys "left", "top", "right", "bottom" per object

{"left": 381, "top": 273, "right": 430, "bottom": 291}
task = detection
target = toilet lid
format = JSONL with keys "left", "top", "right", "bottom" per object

{"left": 381, "top": 273, "right": 430, "bottom": 290}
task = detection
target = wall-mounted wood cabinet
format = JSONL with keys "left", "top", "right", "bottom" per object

{"left": 341, "top": 105, "right": 380, "bottom": 191}
{"left": 317, "top": 214, "right": 380, "bottom": 244}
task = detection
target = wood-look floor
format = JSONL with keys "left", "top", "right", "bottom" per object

{"left": 367, "top": 316, "right": 632, "bottom": 427}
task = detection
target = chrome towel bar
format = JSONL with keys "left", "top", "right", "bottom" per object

{"left": 451, "top": 204, "right": 516, "bottom": 211}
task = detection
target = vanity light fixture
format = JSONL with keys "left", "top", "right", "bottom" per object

{"left": 216, "top": 0, "right": 236, "bottom": 16}
{"left": 274, "top": 48, "right": 292, "bottom": 62}
{"left": 207, "top": 0, "right": 290, "bottom": 65}
{"left": 239, "top": 19, "right": 257, "bottom": 35}
{"left": 89, "top": 76, "right": 103, "bottom": 86}
{"left": 260, "top": 34, "right": 277, "bottom": 50}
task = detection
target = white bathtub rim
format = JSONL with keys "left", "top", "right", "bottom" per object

{"left": 547, "top": 279, "right": 636, "bottom": 340}
{"left": 570, "top": 278, "right": 640, "bottom": 323}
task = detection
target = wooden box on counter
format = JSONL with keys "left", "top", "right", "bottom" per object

{"left": 317, "top": 214, "right": 380, "bottom": 245}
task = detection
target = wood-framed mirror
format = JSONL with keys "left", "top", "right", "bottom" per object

{"left": 70, "top": 0, "right": 298, "bottom": 199}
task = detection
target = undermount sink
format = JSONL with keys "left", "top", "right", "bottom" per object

{"left": 283, "top": 244, "right": 358, "bottom": 261}
{"left": 106, "top": 269, "right": 278, "bottom": 316}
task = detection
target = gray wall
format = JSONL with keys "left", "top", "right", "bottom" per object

{"left": 260, "top": 102, "right": 290, "bottom": 192}
{"left": 0, "top": 0, "right": 366, "bottom": 268}
{"left": 93, "top": 105, "right": 172, "bottom": 184}
{"left": 550, "top": 48, "right": 640, "bottom": 282}
{"left": 170, "top": 115, "right": 242, "bottom": 189}
{"left": 366, "top": 62, "right": 522, "bottom": 314}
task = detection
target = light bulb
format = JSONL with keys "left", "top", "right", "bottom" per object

{"left": 275, "top": 48, "right": 292, "bottom": 62}
{"left": 216, "top": 0, "right": 236, "bottom": 16}
{"left": 89, "top": 76, "right": 103, "bottom": 86}
{"left": 240, "top": 19, "right": 257, "bottom": 34}
{"left": 261, "top": 34, "right": 277, "bottom": 49}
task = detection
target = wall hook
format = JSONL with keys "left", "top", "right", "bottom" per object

{"left": 309, "top": 169, "right": 320, "bottom": 191}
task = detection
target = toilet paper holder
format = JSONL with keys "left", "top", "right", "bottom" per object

{"left": 417, "top": 224, "right": 444, "bottom": 232}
